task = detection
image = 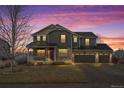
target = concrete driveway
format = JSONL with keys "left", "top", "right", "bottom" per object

{"left": 76, "top": 63, "right": 124, "bottom": 88}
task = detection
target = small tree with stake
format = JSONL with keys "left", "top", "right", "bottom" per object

{"left": 0, "top": 5, "right": 32, "bottom": 72}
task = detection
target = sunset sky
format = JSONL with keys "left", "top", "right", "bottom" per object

{"left": 27, "top": 5, "right": 124, "bottom": 50}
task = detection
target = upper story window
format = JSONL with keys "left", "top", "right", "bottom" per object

{"left": 85, "top": 38, "right": 90, "bottom": 46}
{"left": 60, "top": 34, "right": 66, "bottom": 43}
{"left": 37, "top": 35, "right": 40, "bottom": 41}
{"left": 42, "top": 35, "right": 46, "bottom": 41}
{"left": 73, "top": 36, "right": 77, "bottom": 43}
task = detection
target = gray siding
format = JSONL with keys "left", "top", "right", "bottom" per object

{"left": 79, "top": 38, "right": 96, "bottom": 47}
{"left": 33, "top": 29, "right": 97, "bottom": 48}
{"left": 80, "top": 38, "right": 85, "bottom": 46}
{"left": 90, "top": 38, "right": 96, "bottom": 46}
{"left": 72, "top": 36, "right": 79, "bottom": 48}
{"left": 48, "top": 30, "right": 72, "bottom": 48}
{"left": 33, "top": 36, "right": 37, "bottom": 42}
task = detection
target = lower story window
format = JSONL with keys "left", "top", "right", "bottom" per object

{"left": 37, "top": 49, "right": 45, "bottom": 57}
{"left": 59, "top": 49, "right": 68, "bottom": 57}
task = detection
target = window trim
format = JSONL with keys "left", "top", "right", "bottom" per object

{"left": 42, "top": 35, "right": 46, "bottom": 42}
{"left": 73, "top": 36, "right": 78, "bottom": 43}
{"left": 85, "top": 38, "right": 90, "bottom": 46}
{"left": 37, "top": 35, "right": 41, "bottom": 41}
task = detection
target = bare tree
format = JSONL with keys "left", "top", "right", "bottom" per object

{"left": 0, "top": 5, "right": 32, "bottom": 72}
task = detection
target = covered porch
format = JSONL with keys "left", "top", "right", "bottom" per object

{"left": 27, "top": 44, "right": 57, "bottom": 64}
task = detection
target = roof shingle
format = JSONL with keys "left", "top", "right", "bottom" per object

{"left": 76, "top": 43, "right": 113, "bottom": 51}
{"left": 74, "top": 32, "right": 97, "bottom": 38}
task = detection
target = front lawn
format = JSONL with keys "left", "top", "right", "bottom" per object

{"left": 0, "top": 65, "right": 87, "bottom": 84}
{"left": 0, "top": 63, "right": 124, "bottom": 87}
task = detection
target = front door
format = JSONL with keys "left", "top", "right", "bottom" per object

{"left": 48, "top": 49, "right": 54, "bottom": 61}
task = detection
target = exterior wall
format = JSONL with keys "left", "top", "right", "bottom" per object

{"left": 72, "top": 35, "right": 79, "bottom": 48}
{"left": 33, "top": 28, "right": 97, "bottom": 48}
{"left": 79, "top": 38, "right": 96, "bottom": 47}
{"left": 90, "top": 38, "right": 96, "bottom": 46}
{"left": 48, "top": 30, "right": 72, "bottom": 48}
{"left": 33, "top": 36, "right": 37, "bottom": 42}
{"left": 81, "top": 38, "right": 85, "bottom": 46}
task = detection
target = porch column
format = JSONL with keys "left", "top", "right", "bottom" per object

{"left": 54, "top": 48, "right": 56, "bottom": 62}
{"left": 95, "top": 52, "right": 99, "bottom": 63}
{"left": 45, "top": 48, "right": 48, "bottom": 61}
{"left": 109, "top": 53, "right": 112, "bottom": 63}
{"left": 68, "top": 48, "right": 72, "bottom": 59}
{"left": 72, "top": 53, "right": 74, "bottom": 62}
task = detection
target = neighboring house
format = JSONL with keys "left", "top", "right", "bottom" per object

{"left": 0, "top": 38, "right": 10, "bottom": 60}
{"left": 26, "top": 24, "right": 113, "bottom": 63}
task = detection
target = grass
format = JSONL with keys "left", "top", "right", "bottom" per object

{"left": 0, "top": 63, "right": 124, "bottom": 88}
{"left": 0, "top": 64, "right": 86, "bottom": 84}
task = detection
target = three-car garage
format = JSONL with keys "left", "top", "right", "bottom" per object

{"left": 73, "top": 52, "right": 111, "bottom": 63}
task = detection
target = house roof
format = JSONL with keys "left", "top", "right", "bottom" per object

{"left": 96, "top": 44, "right": 113, "bottom": 51}
{"left": 74, "top": 32, "right": 97, "bottom": 38}
{"left": 76, "top": 43, "right": 113, "bottom": 51}
{"left": 26, "top": 42, "right": 58, "bottom": 49}
{"left": 27, "top": 42, "right": 113, "bottom": 52}
{"left": 32, "top": 24, "right": 56, "bottom": 36}
{"left": 32, "top": 24, "right": 74, "bottom": 36}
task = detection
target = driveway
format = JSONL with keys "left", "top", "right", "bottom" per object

{"left": 77, "top": 63, "right": 124, "bottom": 88}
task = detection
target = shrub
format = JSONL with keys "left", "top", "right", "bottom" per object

{"left": 64, "top": 59, "right": 73, "bottom": 65}
{"left": 52, "top": 62, "right": 65, "bottom": 65}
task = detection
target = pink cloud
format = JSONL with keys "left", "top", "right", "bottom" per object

{"left": 99, "top": 36, "right": 124, "bottom": 50}
{"left": 30, "top": 11, "right": 124, "bottom": 31}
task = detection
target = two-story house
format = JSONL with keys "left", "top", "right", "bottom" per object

{"left": 26, "top": 24, "right": 113, "bottom": 64}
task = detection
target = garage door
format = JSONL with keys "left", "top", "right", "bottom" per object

{"left": 74, "top": 55, "right": 95, "bottom": 63}
{"left": 99, "top": 55, "right": 109, "bottom": 63}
